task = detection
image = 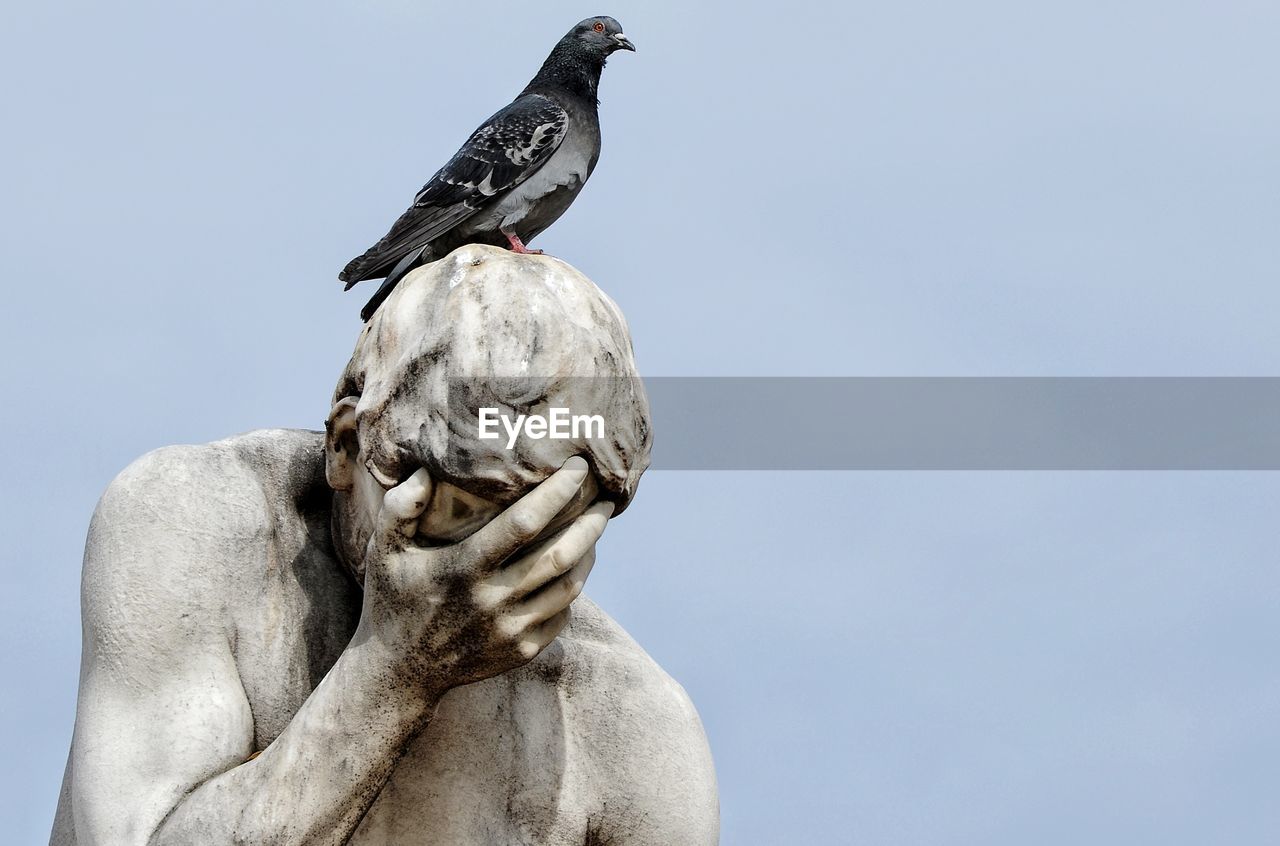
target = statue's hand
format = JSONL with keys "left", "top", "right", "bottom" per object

{"left": 359, "top": 456, "right": 611, "bottom": 697}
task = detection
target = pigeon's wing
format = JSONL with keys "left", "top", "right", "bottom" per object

{"left": 340, "top": 95, "right": 569, "bottom": 286}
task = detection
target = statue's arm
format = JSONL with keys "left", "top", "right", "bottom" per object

{"left": 69, "top": 449, "right": 431, "bottom": 845}
{"left": 69, "top": 450, "right": 606, "bottom": 846}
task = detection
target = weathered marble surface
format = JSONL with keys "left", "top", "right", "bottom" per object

{"left": 343, "top": 244, "right": 651, "bottom": 511}
{"left": 51, "top": 248, "right": 717, "bottom": 845}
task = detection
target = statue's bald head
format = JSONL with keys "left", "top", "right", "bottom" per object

{"left": 331, "top": 245, "right": 651, "bottom": 515}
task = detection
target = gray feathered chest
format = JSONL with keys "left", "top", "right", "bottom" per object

{"left": 467, "top": 101, "right": 601, "bottom": 241}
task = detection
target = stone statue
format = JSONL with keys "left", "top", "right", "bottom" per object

{"left": 50, "top": 245, "right": 718, "bottom": 845}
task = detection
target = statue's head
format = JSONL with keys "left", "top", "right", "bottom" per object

{"left": 325, "top": 245, "right": 651, "bottom": 578}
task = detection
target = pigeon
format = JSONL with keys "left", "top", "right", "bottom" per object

{"left": 340, "top": 16, "right": 635, "bottom": 321}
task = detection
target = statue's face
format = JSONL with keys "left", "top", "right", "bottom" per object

{"left": 334, "top": 434, "right": 498, "bottom": 582}
{"left": 327, "top": 398, "right": 598, "bottom": 582}
{"left": 349, "top": 444, "right": 505, "bottom": 543}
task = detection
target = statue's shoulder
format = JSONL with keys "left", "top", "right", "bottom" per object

{"left": 111, "top": 428, "right": 323, "bottom": 485}
{"left": 87, "top": 429, "right": 327, "bottom": 577}
{"left": 551, "top": 597, "right": 710, "bottom": 753}
{"left": 556, "top": 596, "right": 652, "bottom": 660}
{"left": 98, "top": 428, "right": 325, "bottom": 520}
{"left": 531, "top": 599, "right": 719, "bottom": 836}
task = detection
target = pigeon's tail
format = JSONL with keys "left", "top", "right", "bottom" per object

{"left": 357, "top": 245, "right": 430, "bottom": 322}
{"left": 339, "top": 251, "right": 379, "bottom": 290}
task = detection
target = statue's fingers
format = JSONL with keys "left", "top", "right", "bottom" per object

{"left": 511, "top": 547, "right": 596, "bottom": 626}
{"left": 515, "top": 608, "right": 572, "bottom": 663}
{"left": 464, "top": 457, "right": 590, "bottom": 568}
{"left": 503, "top": 502, "right": 612, "bottom": 596}
{"left": 377, "top": 468, "right": 433, "bottom": 541}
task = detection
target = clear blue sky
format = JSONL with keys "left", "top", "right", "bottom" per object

{"left": 3, "top": 1, "right": 1279, "bottom": 842}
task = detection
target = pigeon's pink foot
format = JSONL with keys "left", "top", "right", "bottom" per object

{"left": 503, "top": 232, "right": 544, "bottom": 255}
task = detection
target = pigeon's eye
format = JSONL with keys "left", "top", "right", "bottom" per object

{"left": 593, "top": 22, "right": 606, "bottom": 33}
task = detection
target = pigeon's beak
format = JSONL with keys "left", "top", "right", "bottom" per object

{"left": 612, "top": 32, "right": 636, "bottom": 52}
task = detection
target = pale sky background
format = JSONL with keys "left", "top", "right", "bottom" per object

{"left": 4, "top": 1, "right": 1280, "bottom": 842}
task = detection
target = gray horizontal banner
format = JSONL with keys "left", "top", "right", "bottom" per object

{"left": 644, "top": 377, "right": 1280, "bottom": 470}
{"left": 442, "top": 377, "right": 1280, "bottom": 470}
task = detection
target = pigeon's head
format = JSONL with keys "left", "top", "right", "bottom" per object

{"left": 570, "top": 16, "right": 635, "bottom": 56}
